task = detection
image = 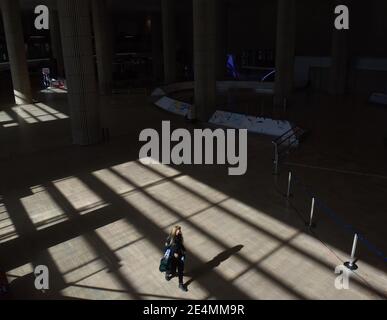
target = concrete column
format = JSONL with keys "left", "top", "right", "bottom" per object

{"left": 49, "top": 8, "right": 65, "bottom": 78}
{"left": 274, "top": 0, "right": 296, "bottom": 107}
{"left": 92, "top": 0, "right": 113, "bottom": 95}
{"left": 151, "top": 12, "right": 163, "bottom": 83}
{"left": 193, "top": 0, "right": 216, "bottom": 121}
{"left": 57, "top": 0, "right": 101, "bottom": 145}
{"left": 161, "top": 0, "right": 176, "bottom": 84}
{"left": 329, "top": 1, "right": 349, "bottom": 95}
{"left": 215, "top": 0, "right": 227, "bottom": 80}
{"left": 0, "top": 0, "right": 32, "bottom": 105}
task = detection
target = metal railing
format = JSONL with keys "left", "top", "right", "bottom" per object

{"left": 272, "top": 126, "right": 305, "bottom": 175}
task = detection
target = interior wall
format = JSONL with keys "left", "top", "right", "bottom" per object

{"left": 226, "top": 0, "right": 387, "bottom": 58}
{"left": 227, "top": 0, "right": 276, "bottom": 54}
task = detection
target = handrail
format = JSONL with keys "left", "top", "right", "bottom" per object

{"left": 276, "top": 130, "right": 300, "bottom": 148}
{"left": 272, "top": 125, "right": 304, "bottom": 175}
{"left": 275, "top": 127, "right": 302, "bottom": 148}
{"left": 278, "top": 137, "right": 299, "bottom": 156}
{"left": 272, "top": 141, "right": 279, "bottom": 175}
{"left": 273, "top": 127, "right": 296, "bottom": 143}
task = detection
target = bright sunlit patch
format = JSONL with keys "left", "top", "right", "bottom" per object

{"left": 35, "top": 103, "right": 69, "bottom": 119}
{"left": 22, "top": 104, "right": 48, "bottom": 117}
{"left": 2, "top": 123, "right": 19, "bottom": 128}
{"left": 9, "top": 103, "right": 69, "bottom": 125}
{"left": 138, "top": 159, "right": 229, "bottom": 202}
{"left": 50, "top": 235, "right": 135, "bottom": 299}
{"left": 40, "top": 87, "right": 67, "bottom": 94}
{"left": 220, "top": 198, "right": 297, "bottom": 239}
{"left": 60, "top": 283, "right": 131, "bottom": 300}
{"left": 2, "top": 156, "right": 385, "bottom": 299}
{"left": 99, "top": 162, "right": 216, "bottom": 227}
{"left": 55, "top": 113, "right": 68, "bottom": 119}
{"left": 11, "top": 106, "right": 38, "bottom": 123}
{"left": 0, "top": 111, "right": 13, "bottom": 123}
{"left": 13, "top": 90, "right": 31, "bottom": 105}
{"left": 92, "top": 160, "right": 181, "bottom": 197}
{"left": 37, "top": 115, "right": 57, "bottom": 122}
{"left": 20, "top": 185, "right": 68, "bottom": 230}
{"left": 129, "top": 161, "right": 387, "bottom": 297}
{"left": 30, "top": 185, "right": 45, "bottom": 194}
{"left": 169, "top": 174, "right": 228, "bottom": 203}
{"left": 111, "top": 159, "right": 180, "bottom": 187}
{"left": 137, "top": 157, "right": 180, "bottom": 176}
{"left": 92, "top": 168, "right": 136, "bottom": 195}
{"left": 142, "top": 161, "right": 298, "bottom": 238}
{"left": 0, "top": 201, "right": 18, "bottom": 244}
{"left": 95, "top": 219, "right": 143, "bottom": 252}
{"left": 48, "top": 236, "right": 103, "bottom": 276}
{"left": 123, "top": 189, "right": 185, "bottom": 228}
{"left": 53, "top": 176, "right": 108, "bottom": 214}
{"left": 5, "top": 263, "right": 34, "bottom": 283}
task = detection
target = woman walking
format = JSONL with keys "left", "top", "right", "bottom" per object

{"left": 165, "top": 225, "right": 187, "bottom": 292}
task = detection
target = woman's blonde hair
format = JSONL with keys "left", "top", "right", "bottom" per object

{"left": 168, "top": 225, "right": 183, "bottom": 244}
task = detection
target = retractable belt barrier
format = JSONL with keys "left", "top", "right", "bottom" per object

{"left": 284, "top": 171, "right": 387, "bottom": 270}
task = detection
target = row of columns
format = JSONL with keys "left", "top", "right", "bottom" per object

{"left": 49, "top": 0, "right": 113, "bottom": 95}
{"left": 158, "top": 0, "right": 227, "bottom": 86}
{"left": 329, "top": 0, "right": 349, "bottom": 95}
{"left": 273, "top": 0, "right": 296, "bottom": 108}
{"left": 91, "top": 0, "right": 113, "bottom": 95}
{"left": 49, "top": 8, "right": 65, "bottom": 78}
{"left": 161, "top": 0, "right": 177, "bottom": 84}
{"left": 0, "top": 0, "right": 350, "bottom": 144}
{"left": 162, "top": 0, "right": 350, "bottom": 112}
{"left": 193, "top": 0, "right": 217, "bottom": 121}
{"left": 0, "top": 0, "right": 112, "bottom": 145}
{"left": 57, "top": 0, "right": 101, "bottom": 145}
{"left": 0, "top": 0, "right": 32, "bottom": 105}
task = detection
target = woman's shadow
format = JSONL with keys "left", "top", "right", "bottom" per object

{"left": 184, "top": 245, "right": 243, "bottom": 289}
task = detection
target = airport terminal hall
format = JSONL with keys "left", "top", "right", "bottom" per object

{"left": 0, "top": 0, "right": 386, "bottom": 301}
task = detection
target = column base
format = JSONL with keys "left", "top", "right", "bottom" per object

{"left": 14, "top": 92, "right": 33, "bottom": 105}
{"left": 344, "top": 261, "right": 358, "bottom": 271}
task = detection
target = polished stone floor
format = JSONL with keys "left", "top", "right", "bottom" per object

{"left": 0, "top": 89, "right": 386, "bottom": 300}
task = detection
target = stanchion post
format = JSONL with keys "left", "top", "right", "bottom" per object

{"left": 272, "top": 142, "right": 279, "bottom": 175}
{"left": 344, "top": 233, "right": 359, "bottom": 270}
{"left": 286, "top": 171, "right": 292, "bottom": 198}
{"left": 306, "top": 197, "right": 316, "bottom": 228}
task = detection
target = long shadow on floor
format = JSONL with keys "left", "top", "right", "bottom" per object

{"left": 1, "top": 102, "right": 386, "bottom": 299}
{"left": 184, "top": 245, "right": 243, "bottom": 289}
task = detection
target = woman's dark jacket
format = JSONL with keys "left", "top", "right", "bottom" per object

{"left": 165, "top": 235, "right": 186, "bottom": 258}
